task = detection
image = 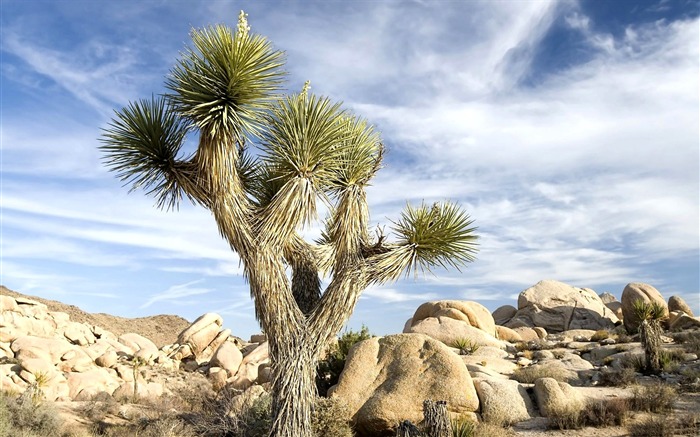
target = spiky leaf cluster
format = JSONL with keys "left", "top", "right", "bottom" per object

{"left": 99, "top": 96, "right": 190, "bottom": 209}
{"left": 392, "top": 201, "right": 479, "bottom": 275}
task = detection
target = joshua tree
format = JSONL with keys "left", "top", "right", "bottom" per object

{"left": 100, "top": 12, "right": 478, "bottom": 437}
{"left": 632, "top": 300, "right": 666, "bottom": 374}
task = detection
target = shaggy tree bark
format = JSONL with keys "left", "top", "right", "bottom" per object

{"left": 423, "top": 400, "right": 451, "bottom": 437}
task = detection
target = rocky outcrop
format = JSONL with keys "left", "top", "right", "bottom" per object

{"left": 404, "top": 300, "right": 506, "bottom": 349}
{"left": 621, "top": 282, "right": 668, "bottom": 333}
{"left": 492, "top": 305, "right": 517, "bottom": 325}
{"left": 506, "top": 280, "right": 619, "bottom": 332}
{"left": 668, "top": 295, "right": 694, "bottom": 317}
{"left": 330, "top": 334, "right": 478, "bottom": 436}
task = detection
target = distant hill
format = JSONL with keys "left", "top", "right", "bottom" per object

{"left": 0, "top": 285, "right": 190, "bottom": 347}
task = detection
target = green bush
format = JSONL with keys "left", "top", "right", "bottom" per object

{"left": 591, "top": 330, "right": 611, "bottom": 342}
{"left": 312, "top": 397, "right": 353, "bottom": 437}
{"left": 316, "top": 325, "right": 373, "bottom": 396}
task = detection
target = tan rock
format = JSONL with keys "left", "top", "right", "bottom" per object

{"left": 512, "top": 326, "right": 540, "bottom": 342}
{"left": 406, "top": 316, "right": 507, "bottom": 349}
{"left": 250, "top": 333, "right": 266, "bottom": 343}
{"left": 669, "top": 313, "right": 700, "bottom": 331}
{"left": 67, "top": 367, "right": 121, "bottom": 400}
{"left": 492, "top": 305, "right": 517, "bottom": 325}
{"left": 119, "top": 333, "right": 158, "bottom": 363}
{"left": 208, "top": 367, "right": 228, "bottom": 391}
{"left": 211, "top": 341, "right": 243, "bottom": 376}
{"left": 11, "top": 335, "right": 75, "bottom": 364}
{"left": 474, "top": 378, "right": 535, "bottom": 424}
{"left": 177, "top": 313, "right": 223, "bottom": 358}
{"left": 533, "top": 327, "right": 548, "bottom": 339}
{"left": 534, "top": 378, "right": 585, "bottom": 417}
{"left": 411, "top": 300, "right": 497, "bottom": 336}
{"left": 496, "top": 325, "right": 522, "bottom": 343}
{"left": 463, "top": 355, "right": 517, "bottom": 375}
{"left": 330, "top": 334, "right": 478, "bottom": 436}
{"left": 507, "top": 280, "right": 619, "bottom": 332}
{"left": 0, "top": 295, "right": 18, "bottom": 311}
{"left": 96, "top": 351, "right": 119, "bottom": 368}
{"left": 58, "top": 348, "right": 94, "bottom": 373}
{"left": 0, "top": 327, "right": 20, "bottom": 343}
{"left": 621, "top": 282, "right": 668, "bottom": 333}
{"left": 200, "top": 328, "right": 231, "bottom": 361}
{"left": 228, "top": 342, "right": 269, "bottom": 390}
{"left": 668, "top": 295, "right": 694, "bottom": 317}
{"left": 64, "top": 322, "right": 96, "bottom": 346}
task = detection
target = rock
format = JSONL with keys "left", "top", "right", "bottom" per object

{"left": 512, "top": 327, "right": 540, "bottom": 342}
{"left": 463, "top": 355, "right": 517, "bottom": 376}
{"left": 118, "top": 333, "right": 158, "bottom": 363}
{"left": 250, "top": 333, "right": 266, "bottom": 343}
{"left": 668, "top": 296, "right": 694, "bottom": 317}
{"left": 474, "top": 378, "right": 535, "bottom": 424}
{"left": 492, "top": 305, "right": 517, "bottom": 325}
{"left": 533, "top": 327, "right": 548, "bottom": 339}
{"left": 0, "top": 295, "right": 18, "bottom": 311}
{"left": 533, "top": 378, "right": 585, "bottom": 417}
{"left": 621, "top": 282, "right": 668, "bottom": 333}
{"left": 177, "top": 313, "right": 223, "bottom": 358}
{"left": 208, "top": 367, "right": 228, "bottom": 391}
{"left": 506, "top": 280, "right": 619, "bottom": 332}
{"left": 495, "top": 325, "right": 522, "bottom": 343}
{"left": 228, "top": 342, "right": 269, "bottom": 390}
{"left": 64, "top": 322, "right": 96, "bottom": 346}
{"left": 11, "top": 335, "right": 75, "bottom": 364}
{"left": 410, "top": 300, "right": 497, "bottom": 336}
{"left": 599, "top": 292, "right": 618, "bottom": 304}
{"left": 669, "top": 313, "right": 700, "bottom": 331}
{"left": 67, "top": 367, "right": 121, "bottom": 400}
{"left": 211, "top": 341, "right": 243, "bottom": 377}
{"left": 555, "top": 329, "right": 597, "bottom": 342}
{"left": 95, "top": 351, "right": 119, "bottom": 368}
{"left": 330, "top": 334, "right": 478, "bottom": 436}
{"left": 58, "top": 348, "right": 94, "bottom": 373}
{"left": 406, "top": 317, "right": 507, "bottom": 349}
{"left": 199, "top": 328, "right": 231, "bottom": 361}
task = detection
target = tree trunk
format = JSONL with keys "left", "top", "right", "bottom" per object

{"left": 423, "top": 400, "right": 451, "bottom": 437}
{"left": 639, "top": 319, "right": 662, "bottom": 374}
{"left": 268, "top": 335, "right": 317, "bottom": 437}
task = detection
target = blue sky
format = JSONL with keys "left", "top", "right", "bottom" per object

{"left": 1, "top": 0, "right": 698, "bottom": 339}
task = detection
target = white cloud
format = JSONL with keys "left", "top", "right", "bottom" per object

{"left": 140, "top": 280, "right": 213, "bottom": 309}
{"left": 361, "top": 286, "right": 438, "bottom": 303}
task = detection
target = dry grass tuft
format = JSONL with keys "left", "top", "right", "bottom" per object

{"left": 630, "top": 382, "right": 677, "bottom": 413}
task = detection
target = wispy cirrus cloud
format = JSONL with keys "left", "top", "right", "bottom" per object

{"left": 140, "top": 280, "right": 213, "bottom": 309}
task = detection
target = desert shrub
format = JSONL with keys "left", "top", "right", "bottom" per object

{"left": 628, "top": 415, "right": 675, "bottom": 437}
{"left": 450, "top": 417, "right": 475, "bottom": 437}
{"left": 511, "top": 365, "right": 569, "bottom": 384}
{"left": 620, "top": 354, "right": 646, "bottom": 372}
{"left": 312, "top": 397, "right": 353, "bottom": 437}
{"left": 599, "top": 367, "right": 637, "bottom": 387}
{"left": 316, "top": 325, "right": 373, "bottom": 396}
{"left": 582, "top": 398, "right": 629, "bottom": 427}
{"left": 676, "top": 413, "right": 699, "bottom": 435}
{"left": 683, "top": 336, "right": 700, "bottom": 355}
{"left": 547, "top": 406, "right": 582, "bottom": 430}
{"left": 678, "top": 368, "right": 700, "bottom": 392}
{"left": 591, "top": 330, "right": 611, "bottom": 342}
{"left": 452, "top": 338, "right": 480, "bottom": 356}
{"left": 630, "top": 383, "right": 677, "bottom": 412}
{"left": 518, "top": 350, "right": 533, "bottom": 360}
{"left": 659, "top": 349, "right": 685, "bottom": 373}
{"left": 551, "top": 350, "right": 566, "bottom": 360}
{"left": 0, "top": 389, "right": 69, "bottom": 437}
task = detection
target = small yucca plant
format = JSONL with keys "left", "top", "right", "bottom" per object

{"left": 632, "top": 300, "right": 666, "bottom": 374}
{"left": 452, "top": 338, "right": 480, "bottom": 356}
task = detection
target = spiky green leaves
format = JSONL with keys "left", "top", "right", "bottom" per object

{"left": 393, "top": 202, "right": 479, "bottom": 274}
{"left": 99, "top": 96, "right": 190, "bottom": 209}
{"left": 632, "top": 300, "right": 667, "bottom": 322}
{"left": 166, "top": 23, "right": 285, "bottom": 142}
{"left": 259, "top": 92, "right": 382, "bottom": 199}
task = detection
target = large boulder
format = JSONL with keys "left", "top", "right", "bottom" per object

{"left": 211, "top": 341, "right": 243, "bottom": 377}
{"left": 533, "top": 378, "right": 585, "bottom": 417}
{"left": 668, "top": 295, "right": 694, "bottom": 317}
{"left": 228, "top": 342, "right": 269, "bottom": 390}
{"left": 406, "top": 316, "right": 506, "bottom": 349}
{"left": 492, "top": 305, "right": 517, "bottom": 326}
{"left": 505, "top": 280, "right": 619, "bottom": 332}
{"left": 177, "top": 313, "right": 223, "bottom": 359}
{"left": 621, "top": 282, "right": 668, "bottom": 333}
{"left": 330, "top": 334, "right": 478, "bottom": 436}
{"left": 11, "top": 335, "right": 75, "bottom": 364}
{"left": 474, "top": 378, "right": 535, "bottom": 424}
{"left": 404, "top": 300, "right": 506, "bottom": 349}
